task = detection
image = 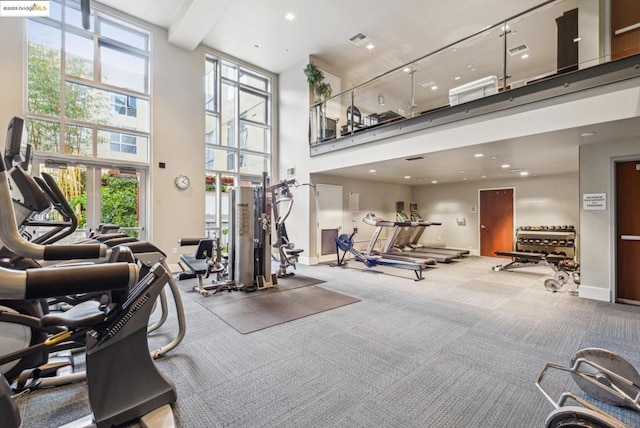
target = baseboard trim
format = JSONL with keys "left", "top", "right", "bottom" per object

{"left": 578, "top": 285, "right": 611, "bottom": 302}
{"left": 299, "top": 256, "right": 317, "bottom": 265}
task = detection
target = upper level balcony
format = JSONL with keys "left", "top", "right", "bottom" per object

{"left": 308, "top": 0, "right": 640, "bottom": 156}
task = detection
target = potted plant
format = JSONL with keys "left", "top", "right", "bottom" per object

{"left": 304, "top": 63, "right": 332, "bottom": 102}
{"left": 304, "top": 63, "right": 334, "bottom": 141}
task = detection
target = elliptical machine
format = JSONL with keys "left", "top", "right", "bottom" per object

{"left": 0, "top": 149, "right": 178, "bottom": 427}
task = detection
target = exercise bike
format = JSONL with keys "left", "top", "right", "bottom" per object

{"left": 536, "top": 348, "right": 640, "bottom": 427}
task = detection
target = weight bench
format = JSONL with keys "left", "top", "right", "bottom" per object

{"left": 492, "top": 250, "right": 566, "bottom": 271}
{"left": 177, "top": 238, "right": 232, "bottom": 296}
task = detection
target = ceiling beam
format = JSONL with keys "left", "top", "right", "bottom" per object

{"left": 168, "top": 0, "right": 232, "bottom": 51}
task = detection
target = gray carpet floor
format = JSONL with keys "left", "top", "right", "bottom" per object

{"left": 16, "top": 257, "right": 640, "bottom": 427}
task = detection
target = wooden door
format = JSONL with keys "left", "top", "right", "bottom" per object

{"left": 480, "top": 189, "right": 514, "bottom": 257}
{"left": 616, "top": 160, "right": 640, "bottom": 302}
{"left": 612, "top": 0, "right": 640, "bottom": 60}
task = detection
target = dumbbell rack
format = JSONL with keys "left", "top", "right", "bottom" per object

{"left": 515, "top": 226, "right": 576, "bottom": 259}
{"left": 492, "top": 226, "right": 579, "bottom": 285}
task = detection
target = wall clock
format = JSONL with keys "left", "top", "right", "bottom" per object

{"left": 175, "top": 174, "right": 190, "bottom": 190}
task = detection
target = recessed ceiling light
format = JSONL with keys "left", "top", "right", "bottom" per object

{"left": 404, "top": 175, "right": 411, "bottom": 179}
{"left": 254, "top": 43, "right": 261, "bottom": 48}
{"left": 521, "top": 53, "right": 529, "bottom": 59}
{"left": 520, "top": 171, "right": 529, "bottom": 176}
{"left": 431, "top": 180, "right": 438, "bottom": 184}
{"left": 451, "top": 48, "right": 458, "bottom": 53}
{"left": 366, "top": 43, "right": 375, "bottom": 50}
{"left": 368, "top": 169, "right": 376, "bottom": 173}
{"left": 474, "top": 153, "right": 484, "bottom": 158}
{"left": 285, "top": 12, "right": 295, "bottom": 21}
{"left": 581, "top": 132, "right": 595, "bottom": 137}
{"left": 431, "top": 85, "right": 438, "bottom": 90}
{"left": 463, "top": 177, "right": 468, "bottom": 180}
{"left": 284, "top": 49, "right": 289, "bottom": 53}
{"left": 403, "top": 67, "right": 411, "bottom": 73}
{"left": 457, "top": 170, "right": 464, "bottom": 174}
{"left": 470, "top": 67, "right": 476, "bottom": 72}
{"left": 467, "top": 65, "right": 473, "bottom": 69}
{"left": 454, "top": 76, "right": 461, "bottom": 80}
{"left": 491, "top": 156, "right": 497, "bottom": 160}
{"left": 481, "top": 175, "right": 486, "bottom": 179}
{"left": 501, "top": 164, "right": 510, "bottom": 168}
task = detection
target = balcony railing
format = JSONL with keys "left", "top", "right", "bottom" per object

{"left": 309, "top": 0, "right": 640, "bottom": 148}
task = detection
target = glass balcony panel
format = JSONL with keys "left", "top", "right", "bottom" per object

{"left": 506, "top": 0, "right": 582, "bottom": 89}
{"left": 423, "top": 26, "right": 505, "bottom": 113}
{"left": 350, "top": 67, "right": 413, "bottom": 130}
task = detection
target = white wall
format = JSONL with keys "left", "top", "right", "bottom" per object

{"left": 278, "top": 57, "right": 313, "bottom": 262}
{"left": 579, "top": 138, "right": 640, "bottom": 302}
{"left": 149, "top": 27, "right": 206, "bottom": 263}
{"left": 0, "top": 19, "right": 25, "bottom": 137}
{"left": 311, "top": 174, "right": 412, "bottom": 253}
{"left": 411, "top": 173, "right": 579, "bottom": 252}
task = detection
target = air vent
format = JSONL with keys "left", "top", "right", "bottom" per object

{"left": 508, "top": 43, "right": 529, "bottom": 56}
{"left": 348, "top": 33, "right": 369, "bottom": 47}
{"left": 405, "top": 156, "right": 424, "bottom": 161}
{"left": 418, "top": 79, "right": 436, "bottom": 88}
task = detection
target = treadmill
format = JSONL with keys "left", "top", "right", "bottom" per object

{"left": 405, "top": 202, "right": 470, "bottom": 257}
{"left": 362, "top": 213, "right": 443, "bottom": 264}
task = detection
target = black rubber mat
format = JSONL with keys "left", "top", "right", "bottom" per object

{"left": 201, "top": 285, "right": 360, "bottom": 334}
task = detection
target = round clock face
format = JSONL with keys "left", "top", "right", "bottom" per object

{"left": 175, "top": 174, "right": 190, "bottom": 190}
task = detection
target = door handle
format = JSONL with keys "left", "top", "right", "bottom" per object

{"left": 621, "top": 235, "right": 640, "bottom": 241}
{"left": 480, "top": 225, "right": 487, "bottom": 229}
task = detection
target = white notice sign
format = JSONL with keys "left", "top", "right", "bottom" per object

{"left": 583, "top": 193, "right": 606, "bottom": 210}
{"left": 349, "top": 192, "right": 359, "bottom": 213}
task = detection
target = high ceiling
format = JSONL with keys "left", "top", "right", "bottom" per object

{"left": 96, "top": 0, "right": 547, "bottom": 77}
{"left": 94, "top": 0, "right": 638, "bottom": 186}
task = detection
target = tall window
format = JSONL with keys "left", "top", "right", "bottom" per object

{"left": 204, "top": 56, "right": 272, "bottom": 242}
{"left": 26, "top": 0, "right": 150, "bottom": 239}
{"left": 27, "top": 0, "right": 150, "bottom": 163}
